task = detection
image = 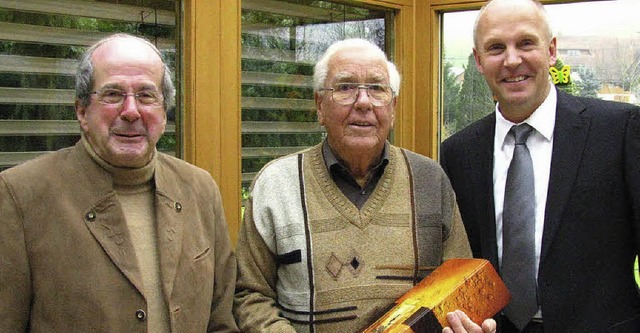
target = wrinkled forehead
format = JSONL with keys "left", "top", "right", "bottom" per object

{"left": 327, "top": 48, "right": 389, "bottom": 83}
{"left": 92, "top": 38, "right": 164, "bottom": 71}
{"left": 91, "top": 38, "right": 164, "bottom": 85}
{"left": 331, "top": 70, "right": 388, "bottom": 83}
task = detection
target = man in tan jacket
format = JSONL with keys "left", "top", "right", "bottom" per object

{"left": 0, "top": 33, "right": 239, "bottom": 332}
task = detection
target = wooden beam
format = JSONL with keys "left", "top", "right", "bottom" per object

{"left": 183, "top": 0, "right": 242, "bottom": 244}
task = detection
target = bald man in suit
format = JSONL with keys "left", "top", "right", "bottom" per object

{"left": 440, "top": 0, "right": 640, "bottom": 332}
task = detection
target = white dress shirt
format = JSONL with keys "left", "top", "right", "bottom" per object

{"left": 493, "top": 87, "right": 557, "bottom": 280}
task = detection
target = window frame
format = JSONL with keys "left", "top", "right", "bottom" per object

{"left": 183, "top": 0, "right": 416, "bottom": 244}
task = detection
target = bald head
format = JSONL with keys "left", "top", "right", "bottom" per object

{"left": 473, "top": 0, "right": 553, "bottom": 49}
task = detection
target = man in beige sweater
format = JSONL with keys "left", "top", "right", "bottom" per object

{"left": 233, "top": 38, "right": 495, "bottom": 333}
{"left": 0, "top": 33, "right": 239, "bottom": 332}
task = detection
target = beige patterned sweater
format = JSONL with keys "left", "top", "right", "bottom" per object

{"left": 233, "top": 142, "right": 471, "bottom": 333}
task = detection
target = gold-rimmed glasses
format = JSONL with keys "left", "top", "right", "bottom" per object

{"left": 90, "top": 89, "right": 163, "bottom": 108}
{"left": 319, "top": 83, "right": 394, "bottom": 107}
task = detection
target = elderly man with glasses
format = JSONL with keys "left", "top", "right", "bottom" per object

{"left": 0, "top": 33, "right": 239, "bottom": 332}
{"left": 233, "top": 39, "right": 494, "bottom": 333}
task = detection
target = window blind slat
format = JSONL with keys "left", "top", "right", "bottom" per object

{"left": 242, "top": 71, "right": 313, "bottom": 88}
{"left": 242, "top": 121, "right": 323, "bottom": 134}
{"left": 0, "top": 54, "right": 78, "bottom": 75}
{"left": 242, "top": 0, "right": 367, "bottom": 21}
{"left": 241, "top": 97, "right": 315, "bottom": 111}
{"left": 0, "top": 22, "right": 175, "bottom": 49}
{"left": 0, "top": 120, "right": 177, "bottom": 136}
{"left": 0, "top": 0, "right": 175, "bottom": 25}
{"left": 242, "top": 146, "right": 311, "bottom": 158}
{"left": 0, "top": 88, "right": 75, "bottom": 105}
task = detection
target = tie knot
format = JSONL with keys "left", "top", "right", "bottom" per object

{"left": 511, "top": 124, "right": 533, "bottom": 145}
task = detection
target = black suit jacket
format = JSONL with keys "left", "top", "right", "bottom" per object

{"left": 441, "top": 89, "right": 640, "bottom": 332}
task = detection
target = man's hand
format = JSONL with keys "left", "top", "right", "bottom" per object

{"left": 442, "top": 310, "right": 496, "bottom": 333}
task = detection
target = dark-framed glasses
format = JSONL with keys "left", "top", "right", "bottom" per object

{"left": 90, "top": 89, "right": 163, "bottom": 107}
{"left": 320, "top": 83, "right": 394, "bottom": 107}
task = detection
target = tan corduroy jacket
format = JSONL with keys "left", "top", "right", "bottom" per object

{"left": 0, "top": 141, "right": 239, "bottom": 332}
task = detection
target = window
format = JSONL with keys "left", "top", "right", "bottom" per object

{"left": 0, "top": 0, "right": 179, "bottom": 171}
{"left": 240, "top": 0, "right": 394, "bottom": 197}
{"left": 441, "top": 0, "right": 640, "bottom": 141}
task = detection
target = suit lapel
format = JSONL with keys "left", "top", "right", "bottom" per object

{"left": 73, "top": 144, "right": 145, "bottom": 294}
{"left": 153, "top": 159, "right": 185, "bottom": 299}
{"left": 471, "top": 115, "right": 500, "bottom": 269}
{"left": 84, "top": 196, "right": 145, "bottom": 293}
{"left": 541, "top": 91, "right": 591, "bottom": 262}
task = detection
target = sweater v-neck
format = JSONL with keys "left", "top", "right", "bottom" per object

{"left": 309, "top": 144, "right": 396, "bottom": 228}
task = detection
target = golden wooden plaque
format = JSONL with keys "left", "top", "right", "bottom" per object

{"left": 363, "top": 258, "right": 510, "bottom": 333}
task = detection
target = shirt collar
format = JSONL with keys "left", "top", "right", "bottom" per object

{"left": 322, "top": 139, "right": 389, "bottom": 173}
{"left": 496, "top": 86, "right": 557, "bottom": 147}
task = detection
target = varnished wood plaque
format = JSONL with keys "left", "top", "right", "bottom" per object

{"left": 363, "top": 258, "right": 510, "bottom": 333}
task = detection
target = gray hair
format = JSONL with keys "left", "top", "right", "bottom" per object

{"left": 473, "top": 0, "right": 553, "bottom": 49}
{"left": 75, "top": 33, "right": 176, "bottom": 111}
{"left": 313, "top": 38, "right": 400, "bottom": 96}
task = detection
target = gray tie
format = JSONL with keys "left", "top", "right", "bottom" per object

{"left": 502, "top": 124, "right": 537, "bottom": 330}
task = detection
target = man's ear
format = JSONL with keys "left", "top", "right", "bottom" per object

{"left": 390, "top": 96, "right": 397, "bottom": 127}
{"left": 548, "top": 37, "right": 558, "bottom": 67}
{"left": 473, "top": 48, "right": 484, "bottom": 75}
{"left": 315, "top": 92, "right": 325, "bottom": 126}
{"left": 75, "top": 100, "right": 89, "bottom": 133}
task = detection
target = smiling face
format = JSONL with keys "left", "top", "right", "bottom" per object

{"left": 75, "top": 38, "right": 167, "bottom": 168}
{"left": 473, "top": 0, "right": 557, "bottom": 122}
{"left": 315, "top": 46, "right": 396, "bottom": 161}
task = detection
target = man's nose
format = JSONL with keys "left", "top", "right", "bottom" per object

{"left": 354, "top": 86, "right": 373, "bottom": 106}
{"left": 120, "top": 94, "right": 142, "bottom": 121}
{"left": 503, "top": 46, "right": 523, "bottom": 68}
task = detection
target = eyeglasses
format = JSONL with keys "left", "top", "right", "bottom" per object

{"left": 320, "top": 83, "right": 394, "bottom": 107}
{"left": 90, "top": 89, "right": 163, "bottom": 107}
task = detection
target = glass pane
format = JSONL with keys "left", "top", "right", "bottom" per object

{"left": 441, "top": 0, "right": 640, "bottom": 142}
{"left": 241, "top": 0, "right": 394, "bottom": 198}
{"left": 0, "top": 0, "right": 180, "bottom": 171}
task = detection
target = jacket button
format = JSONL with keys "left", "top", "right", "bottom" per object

{"left": 135, "top": 309, "right": 146, "bottom": 321}
{"left": 85, "top": 211, "right": 96, "bottom": 221}
{"left": 174, "top": 202, "right": 182, "bottom": 212}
